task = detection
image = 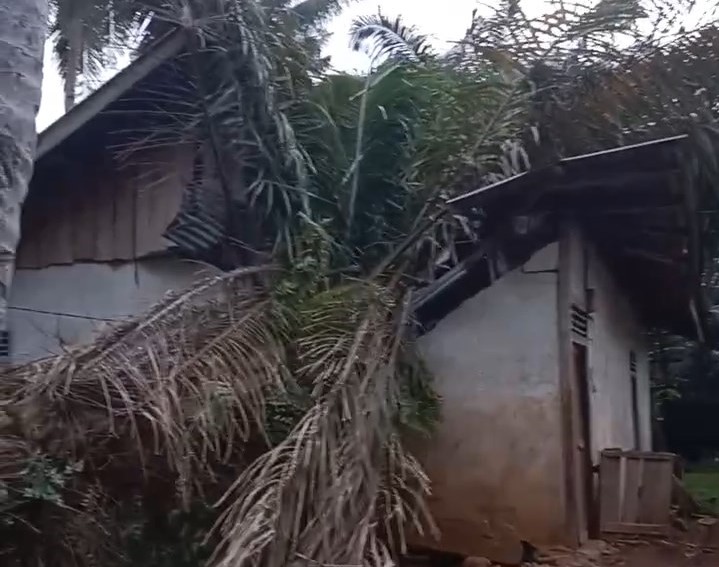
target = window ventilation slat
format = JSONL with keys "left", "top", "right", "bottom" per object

{"left": 571, "top": 304, "right": 589, "bottom": 339}
{"left": 0, "top": 330, "right": 10, "bottom": 360}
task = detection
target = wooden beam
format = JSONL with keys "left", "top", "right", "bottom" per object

{"left": 620, "top": 248, "right": 683, "bottom": 266}
{"left": 557, "top": 221, "right": 582, "bottom": 545}
{"left": 582, "top": 205, "right": 682, "bottom": 215}
{"left": 412, "top": 242, "right": 491, "bottom": 310}
{"left": 591, "top": 227, "right": 688, "bottom": 239}
{"left": 588, "top": 229, "right": 688, "bottom": 255}
{"left": 550, "top": 169, "right": 678, "bottom": 193}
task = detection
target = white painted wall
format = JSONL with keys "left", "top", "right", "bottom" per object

{"left": 414, "top": 243, "right": 567, "bottom": 556}
{"left": 412, "top": 233, "right": 654, "bottom": 558}
{"left": 586, "top": 244, "right": 652, "bottom": 454}
{"left": 561, "top": 225, "right": 652, "bottom": 457}
{"left": 9, "top": 257, "right": 211, "bottom": 362}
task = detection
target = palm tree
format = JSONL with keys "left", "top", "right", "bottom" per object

{"left": 50, "top": 0, "right": 355, "bottom": 111}
{"left": 0, "top": 0, "right": 48, "bottom": 347}
{"left": 50, "top": 0, "right": 142, "bottom": 110}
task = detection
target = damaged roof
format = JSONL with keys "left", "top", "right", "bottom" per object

{"left": 421, "top": 135, "right": 710, "bottom": 340}
{"left": 28, "top": 38, "right": 712, "bottom": 338}
{"left": 25, "top": 30, "right": 231, "bottom": 264}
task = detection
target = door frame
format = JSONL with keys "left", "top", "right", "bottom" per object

{"left": 557, "top": 221, "right": 597, "bottom": 544}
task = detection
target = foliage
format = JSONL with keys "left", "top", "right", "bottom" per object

{"left": 19, "top": 455, "right": 82, "bottom": 504}
{"left": 50, "top": 0, "right": 145, "bottom": 108}
{"left": 684, "top": 468, "right": 719, "bottom": 513}
{"left": 651, "top": 330, "right": 719, "bottom": 408}
{"left": 350, "top": 13, "right": 434, "bottom": 63}
{"left": 122, "top": 500, "right": 218, "bottom": 567}
{"left": 0, "top": 257, "right": 438, "bottom": 566}
{"left": 49, "top": 0, "right": 358, "bottom": 108}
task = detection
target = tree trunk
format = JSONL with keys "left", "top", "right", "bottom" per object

{"left": 64, "top": 16, "right": 83, "bottom": 112}
{"left": 0, "top": 0, "right": 48, "bottom": 339}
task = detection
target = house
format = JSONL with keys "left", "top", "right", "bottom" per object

{"left": 9, "top": 31, "right": 221, "bottom": 362}
{"left": 10, "top": 28, "right": 711, "bottom": 564}
{"left": 410, "top": 135, "right": 711, "bottom": 560}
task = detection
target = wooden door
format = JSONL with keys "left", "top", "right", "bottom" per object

{"left": 572, "top": 341, "right": 597, "bottom": 539}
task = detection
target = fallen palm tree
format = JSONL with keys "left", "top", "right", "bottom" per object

{"left": 0, "top": 258, "right": 439, "bottom": 566}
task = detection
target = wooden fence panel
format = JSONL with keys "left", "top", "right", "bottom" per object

{"left": 599, "top": 449, "right": 675, "bottom": 536}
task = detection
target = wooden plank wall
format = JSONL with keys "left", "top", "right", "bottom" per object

{"left": 599, "top": 449, "right": 675, "bottom": 536}
{"left": 18, "top": 144, "right": 195, "bottom": 269}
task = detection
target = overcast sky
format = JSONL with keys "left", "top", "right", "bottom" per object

{"left": 36, "top": 0, "right": 482, "bottom": 129}
{"left": 36, "top": 0, "right": 716, "bottom": 129}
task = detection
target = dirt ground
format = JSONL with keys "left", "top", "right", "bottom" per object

{"left": 405, "top": 534, "right": 719, "bottom": 567}
{"left": 615, "top": 546, "right": 718, "bottom": 567}
{"left": 532, "top": 539, "right": 719, "bottom": 567}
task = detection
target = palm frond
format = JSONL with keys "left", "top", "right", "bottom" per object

{"left": 50, "top": 0, "right": 147, "bottom": 106}
{"left": 0, "top": 269, "right": 438, "bottom": 566}
{"left": 291, "top": 0, "right": 357, "bottom": 29}
{"left": 350, "top": 13, "right": 434, "bottom": 64}
{"left": 0, "top": 265, "right": 297, "bottom": 564}
{"left": 210, "top": 283, "right": 435, "bottom": 567}
{"left": 3, "top": 265, "right": 283, "bottom": 469}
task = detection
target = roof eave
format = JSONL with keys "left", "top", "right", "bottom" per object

{"left": 448, "top": 135, "right": 689, "bottom": 211}
{"left": 445, "top": 134, "right": 710, "bottom": 340}
{"left": 36, "top": 29, "right": 186, "bottom": 161}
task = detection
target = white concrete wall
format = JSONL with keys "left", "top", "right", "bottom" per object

{"left": 586, "top": 245, "right": 652, "bottom": 454}
{"left": 414, "top": 243, "right": 566, "bottom": 556}
{"left": 561, "top": 225, "right": 652, "bottom": 457}
{"left": 9, "top": 257, "right": 210, "bottom": 362}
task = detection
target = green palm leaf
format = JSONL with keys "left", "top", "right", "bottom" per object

{"left": 350, "top": 13, "right": 434, "bottom": 64}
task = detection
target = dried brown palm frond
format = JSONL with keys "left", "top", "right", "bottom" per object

{"left": 210, "top": 282, "right": 436, "bottom": 567}
{"left": 0, "top": 265, "right": 284, "bottom": 501}
{"left": 432, "top": 0, "right": 719, "bottom": 165}
{"left": 0, "top": 266, "right": 287, "bottom": 566}
{"left": 0, "top": 256, "right": 438, "bottom": 566}
{"left": 526, "top": 24, "right": 719, "bottom": 157}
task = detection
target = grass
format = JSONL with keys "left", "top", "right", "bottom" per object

{"left": 684, "top": 464, "right": 719, "bottom": 514}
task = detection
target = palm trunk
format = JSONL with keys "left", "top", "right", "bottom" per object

{"left": 64, "top": 16, "right": 83, "bottom": 111}
{"left": 0, "top": 0, "right": 48, "bottom": 337}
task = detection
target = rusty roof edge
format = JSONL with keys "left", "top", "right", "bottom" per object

{"left": 36, "top": 28, "right": 187, "bottom": 160}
